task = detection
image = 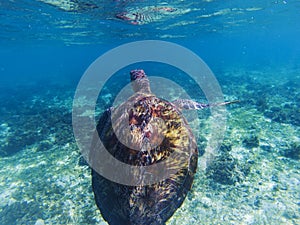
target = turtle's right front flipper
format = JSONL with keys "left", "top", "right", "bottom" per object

{"left": 172, "top": 99, "right": 239, "bottom": 111}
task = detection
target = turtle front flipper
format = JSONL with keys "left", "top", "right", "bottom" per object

{"left": 172, "top": 99, "right": 239, "bottom": 110}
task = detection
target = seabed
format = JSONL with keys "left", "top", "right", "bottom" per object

{"left": 0, "top": 66, "right": 299, "bottom": 225}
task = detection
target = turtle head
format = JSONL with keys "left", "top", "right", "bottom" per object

{"left": 130, "top": 69, "right": 151, "bottom": 94}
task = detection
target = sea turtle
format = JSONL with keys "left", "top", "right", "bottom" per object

{"left": 90, "top": 69, "right": 236, "bottom": 225}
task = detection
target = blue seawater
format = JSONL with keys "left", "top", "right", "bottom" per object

{"left": 0, "top": 1, "right": 299, "bottom": 225}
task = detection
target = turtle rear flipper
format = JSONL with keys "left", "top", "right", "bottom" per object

{"left": 172, "top": 99, "right": 239, "bottom": 110}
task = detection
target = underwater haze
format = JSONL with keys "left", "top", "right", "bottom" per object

{"left": 0, "top": 0, "right": 300, "bottom": 224}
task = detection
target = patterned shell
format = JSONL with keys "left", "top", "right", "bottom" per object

{"left": 91, "top": 70, "right": 198, "bottom": 225}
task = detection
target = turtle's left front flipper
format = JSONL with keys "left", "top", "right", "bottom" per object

{"left": 172, "top": 99, "right": 239, "bottom": 110}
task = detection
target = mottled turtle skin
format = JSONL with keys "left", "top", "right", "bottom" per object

{"left": 91, "top": 69, "right": 198, "bottom": 225}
